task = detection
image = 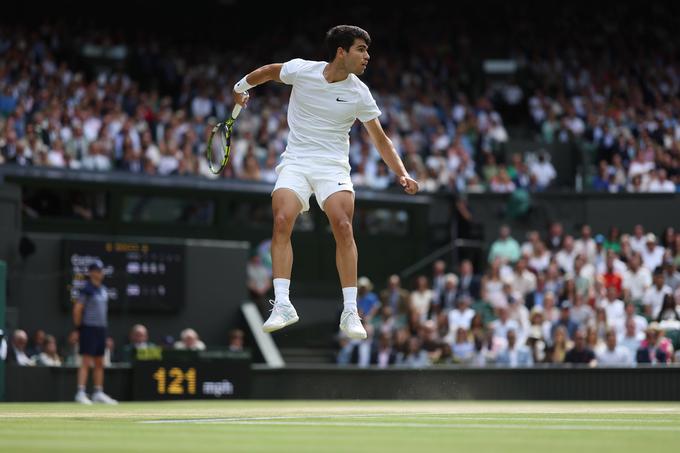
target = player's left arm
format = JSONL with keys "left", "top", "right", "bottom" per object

{"left": 363, "top": 118, "right": 419, "bottom": 194}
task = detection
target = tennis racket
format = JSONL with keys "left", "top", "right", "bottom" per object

{"left": 206, "top": 103, "right": 243, "bottom": 174}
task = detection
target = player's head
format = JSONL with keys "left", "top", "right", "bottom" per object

{"left": 325, "top": 25, "right": 371, "bottom": 74}
{"left": 88, "top": 260, "right": 104, "bottom": 286}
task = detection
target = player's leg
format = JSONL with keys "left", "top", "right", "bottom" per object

{"left": 323, "top": 190, "right": 358, "bottom": 289}
{"left": 75, "top": 354, "right": 92, "bottom": 404}
{"left": 90, "top": 329, "right": 117, "bottom": 404}
{"left": 263, "top": 179, "right": 308, "bottom": 332}
{"left": 271, "top": 188, "right": 302, "bottom": 283}
{"left": 323, "top": 190, "right": 367, "bottom": 340}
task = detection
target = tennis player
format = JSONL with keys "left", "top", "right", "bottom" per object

{"left": 233, "top": 25, "right": 419, "bottom": 339}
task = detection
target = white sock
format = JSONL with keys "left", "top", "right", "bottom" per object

{"left": 342, "top": 287, "right": 358, "bottom": 312}
{"left": 94, "top": 386, "right": 103, "bottom": 394}
{"left": 273, "top": 278, "right": 291, "bottom": 304}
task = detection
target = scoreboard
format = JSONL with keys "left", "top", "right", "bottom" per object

{"left": 63, "top": 238, "right": 185, "bottom": 312}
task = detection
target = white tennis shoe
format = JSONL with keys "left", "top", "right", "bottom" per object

{"left": 339, "top": 310, "right": 367, "bottom": 340}
{"left": 92, "top": 391, "right": 118, "bottom": 405}
{"left": 262, "top": 300, "right": 299, "bottom": 333}
{"left": 75, "top": 391, "right": 92, "bottom": 405}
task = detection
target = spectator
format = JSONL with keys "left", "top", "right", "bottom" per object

{"left": 529, "top": 153, "right": 556, "bottom": 190}
{"left": 600, "top": 252, "right": 623, "bottom": 297}
{"left": 641, "top": 234, "right": 665, "bottom": 272}
{"left": 448, "top": 295, "right": 476, "bottom": 332}
{"left": 409, "top": 275, "right": 433, "bottom": 321}
{"left": 372, "top": 331, "right": 397, "bottom": 368}
{"left": 174, "top": 328, "right": 206, "bottom": 351}
{"left": 636, "top": 323, "right": 673, "bottom": 364}
{"left": 399, "top": 336, "right": 429, "bottom": 368}
{"left": 619, "top": 317, "right": 643, "bottom": 361}
{"left": 451, "top": 327, "right": 474, "bottom": 364}
{"left": 528, "top": 306, "right": 552, "bottom": 346}
{"left": 7, "top": 329, "right": 36, "bottom": 366}
{"left": 570, "top": 294, "right": 595, "bottom": 328}
{"left": 380, "top": 275, "right": 410, "bottom": 316}
{"left": 643, "top": 268, "right": 673, "bottom": 319}
{"left": 662, "top": 260, "right": 680, "bottom": 292}
{"left": 574, "top": 224, "right": 597, "bottom": 264}
{"left": 545, "top": 325, "right": 572, "bottom": 363}
{"left": 546, "top": 222, "right": 564, "bottom": 252}
{"left": 596, "top": 328, "right": 633, "bottom": 366}
{"left": 564, "top": 329, "right": 597, "bottom": 366}
{"left": 357, "top": 276, "right": 380, "bottom": 320}
{"left": 490, "top": 306, "right": 520, "bottom": 345}
{"left": 656, "top": 294, "right": 680, "bottom": 325}
{"left": 457, "top": 259, "right": 481, "bottom": 300}
{"left": 623, "top": 302, "right": 648, "bottom": 337}
{"left": 430, "top": 260, "right": 447, "bottom": 304}
{"left": 436, "top": 273, "right": 459, "bottom": 312}
{"left": 35, "top": 334, "right": 62, "bottom": 367}
{"left": 551, "top": 301, "right": 579, "bottom": 340}
{"left": 629, "top": 225, "right": 647, "bottom": 255}
{"left": 61, "top": 329, "right": 81, "bottom": 366}
{"left": 27, "top": 329, "right": 46, "bottom": 357}
{"left": 622, "top": 254, "right": 652, "bottom": 304}
{"left": 528, "top": 241, "right": 551, "bottom": 274}
{"left": 496, "top": 329, "right": 533, "bottom": 367}
{"left": 510, "top": 257, "right": 537, "bottom": 299}
{"left": 122, "top": 324, "right": 154, "bottom": 363}
{"left": 598, "top": 286, "right": 626, "bottom": 330}
{"left": 555, "top": 235, "right": 578, "bottom": 275}
{"left": 228, "top": 329, "right": 245, "bottom": 352}
{"left": 488, "top": 225, "right": 521, "bottom": 264}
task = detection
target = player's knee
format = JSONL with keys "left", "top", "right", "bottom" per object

{"left": 273, "top": 212, "right": 293, "bottom": 235}
{"left": 333, "top": 218, "right": 354, "bottom": 243}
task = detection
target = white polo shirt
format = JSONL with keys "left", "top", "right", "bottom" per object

{"left": 279, "top": 59, "right": 381, "bottom": 170}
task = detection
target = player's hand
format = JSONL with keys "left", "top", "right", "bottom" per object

{"left": 399, "top": 175, "right": 419, "bottom": 195}
{"left": 233, "top": 90, "right": 250, "bottom": 108}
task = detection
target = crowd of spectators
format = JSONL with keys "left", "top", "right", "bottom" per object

{"left": 337, "top": 223, "right": 680, "bottom": 367}
{"left": 2, "top": 4, "right": 680, "bottom": 194}
{"left": 2, "top": 324, "right": 246, "bottom": 367}
{"left": 0, "top": 22, "right": 516, "bottom": 196}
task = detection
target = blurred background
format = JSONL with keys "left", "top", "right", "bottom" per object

{"left": 0, "top": 0, "right": 679, "bottom": 401}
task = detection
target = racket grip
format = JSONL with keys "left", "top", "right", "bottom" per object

{"left": 231, "top": 104, "right": 243, "bottom": 119}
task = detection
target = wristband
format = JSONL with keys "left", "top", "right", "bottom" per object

{"left": 234, "top": 76, "right": 254, "bottom": 93}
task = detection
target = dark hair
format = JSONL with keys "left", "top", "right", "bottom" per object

{"left": 325, "top": 25, "right": 371, "bottom": 61}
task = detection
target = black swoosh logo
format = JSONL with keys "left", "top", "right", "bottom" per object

{"left": 336, "top": 97, "right": 349, "bottom": 102}
{"left": 338, "top": 182, "right": 349, "bottom": 185}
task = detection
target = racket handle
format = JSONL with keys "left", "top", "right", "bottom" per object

{"left": 231, "top": 104, "right": 243, "bottom": 119}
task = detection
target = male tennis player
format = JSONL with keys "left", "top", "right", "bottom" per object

{"left": 233, "top": 25, "right": 419, "bottom": 340}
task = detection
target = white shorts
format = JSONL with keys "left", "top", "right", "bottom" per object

{"left": 272, "top": 160, "right": 354, "bottom": 212}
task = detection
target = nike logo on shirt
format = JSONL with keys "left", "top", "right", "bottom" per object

{"left": 338, "top": 182, "right": 349, "bottom": 185}
{"left": 336, "top": 97, "right": 349, "bottom": 102}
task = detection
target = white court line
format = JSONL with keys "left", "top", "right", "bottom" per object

{"left": 184, "top": 420, "right": 680, "bottom": 432}
{"left": 140, "top": 413, "right": 680, "bottom": 426}
{"left": 141, "top": 413, "right": 431, "bottom": 424}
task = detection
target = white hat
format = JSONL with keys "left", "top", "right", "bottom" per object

{"left": 358, "top": 276, "right": 374, "bottom": 291}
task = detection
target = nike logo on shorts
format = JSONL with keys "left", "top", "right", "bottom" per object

{"left": 336, "top": 97, "right": 349, "bottom": 102}
{"left": 338, "top": 182, "right": 349, "bottom": 185}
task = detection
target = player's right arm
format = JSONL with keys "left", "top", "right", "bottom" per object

{"left": 73, "top": 301, "right": 84, "bottom": 327}
{"left": 232, "top": 64, "right": 284, "bottom": 107}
